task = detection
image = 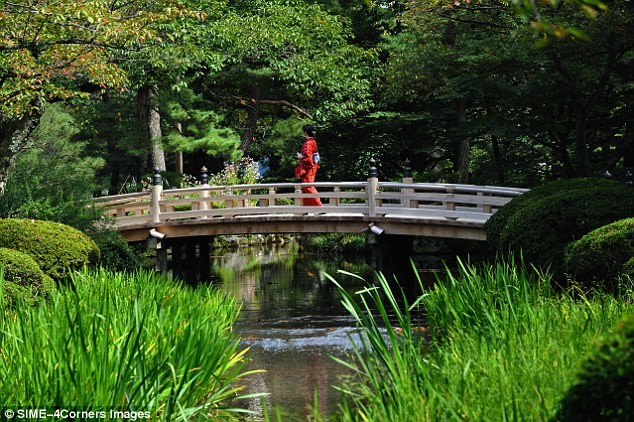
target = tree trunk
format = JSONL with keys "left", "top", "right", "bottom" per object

{"left": 456, "top": 98, "right": 470, "bottom": 183}
{"left": 175, "top": 121, "right": 184, "bottom": 175}
{"left": 491, "top": 135, "right": 506, "bottom": 184}
{"left": 138, "top": 85, "right": 166, "bottom": 173}
{"left": 0, "top": 107, "right": 42, "bottom": 198}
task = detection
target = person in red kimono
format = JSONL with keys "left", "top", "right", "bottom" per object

{"left": 295, "top": 124, "right": 323, "bottom": 206}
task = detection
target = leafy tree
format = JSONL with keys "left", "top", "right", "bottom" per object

{"left": 163, "top": 88, "right": 242, "bottom": 162}
{"left": 198, "top": 0, "right": 378, "bottom": 154}
{"left": 0, "top": 103, "right": 105, "bottom": 229}
{"left": 114, "top": 0, "right": 229, "bottom": 174}
{"left": 0, "top": 0, "right": 188, "bottom": 198}
{"left": 370, "top": 0, "right": 634, "bottom": 185}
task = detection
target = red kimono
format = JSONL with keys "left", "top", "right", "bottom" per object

{"left": 295, "top": 137, "right": 323, "bottom": 206}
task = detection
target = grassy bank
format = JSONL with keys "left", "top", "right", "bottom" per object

{"left": 324, "top": 257, "right": 634, "bottom": 421}
{"left": 0, "top": 269, "right": 261, "bottom": 420}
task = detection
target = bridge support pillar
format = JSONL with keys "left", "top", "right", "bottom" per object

{"left": 154, "top": 236, "right": 213, "bottom": 283}
{"left": 367, "top": 234, "right": 414, "bottom": 282}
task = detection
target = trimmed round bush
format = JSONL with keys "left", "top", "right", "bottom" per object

{"left": 555, "top": 312, "right": 634, "bottom": 421}
{"left": 564, "top": 218, "right": 634, "bottom": 288}
{"left": 623, "top": 257, "right": 634, "bottom": 279}
{"left": 0, "top": 219, "right": 100, "bottom": 283}
{"left": 491, "top": 178, "right": 634, "bottom": 273}
{"left": 484, "top": 178, "right": 604, "bottom": 248}
{"left": 0, "top": 247, "right": 54, "bottom": 305}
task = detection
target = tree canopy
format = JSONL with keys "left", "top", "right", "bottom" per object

{"left": 0, "top": 0, "right": 632, "bottom": 205}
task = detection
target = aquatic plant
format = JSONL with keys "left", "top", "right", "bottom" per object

{"left": 325, "top": 256, "right": 634, "bottom": 421}
{"left": 0, "top": 268, "right": 262, "bottom": 419}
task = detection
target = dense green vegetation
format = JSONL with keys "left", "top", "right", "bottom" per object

{"left": 0, "top": 248, "right": 54, "bottom": 306}
{"left": 320, "top": 258, "right": 634, "bottom": 421}
{"left": 2, "top": 0, "right": 631, "bottom": 195}
{"left": 1, "top": 0, "right": 633, "bottom": 419}
{"left": 0, "top": 268, "right": 259, "bottom": 419}
{"left": 555, "top": 311, "right": 634, "bottom": 421}
{"left": 0, "top": 219, "right": 100, "bottom": 283}
{"left": 486, "top": 178, "right": 634, "bottom": 277}
{"left": 565, "top": 218, "right": 634, "bottom": 290}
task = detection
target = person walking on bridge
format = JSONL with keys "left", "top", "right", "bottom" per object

{"left": 295, "top": 124, "right": 323, "bottom": 206}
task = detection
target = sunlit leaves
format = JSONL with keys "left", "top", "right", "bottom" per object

{"left": 0, "top": 0, "right": 189, "bottom": 119}
{"left": 206, "top": 0, "right": 378, "bottom": 122}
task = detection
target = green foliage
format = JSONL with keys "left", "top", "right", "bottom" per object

{"left": 249, "top": 116, "right": 307, "bottom": 181}
{"left": 0, "top": 268, "right": 261, "bottom": 417}
{"left": 371, "top": 0, "right": 634, "bottom": 184}
{"left": 163, "top": 89, "right": 243, "bottom": 161}
{"left": 325, "top": 256, "right": 633, "bottom": 420}
{"left": 0, "top": 219, "right": 100, "bottom": 283}
{"left": 555, "top": 312, "right": 634, "bottom": 422}
{"left": 306, "top": 233, "right": 366, "bottom": 254}
{"left": 486, "top": 178, "right": 634, "bottom": 273}
{"left": 564, "top": 218, "right": 634, "bottom": 290}
{"left": 0, "top": 248, "right": 54, "bottom": 306}
{"left": 87, "top": 230, "right": 146, "bottom": 273}
{"left": 623, "top": 257, "right": 634, "bottom": 279}
{"left": 485, "top": 178, "right": 608, "bottom": 248}
{"left": 209, "top": 157, "right": 260, "bottom": 186}
{"left": 199, "top": 0, "right": 378, "bottom": 160}
{"left": 0, "top": 103, "right": 105, "bottom": 230}
{"left": 0, "top": 0, "right": 162, "bottom": 118}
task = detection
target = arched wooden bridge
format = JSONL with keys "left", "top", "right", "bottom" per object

{"left": 93, "top": 174, "right": 527, "bottom": 243}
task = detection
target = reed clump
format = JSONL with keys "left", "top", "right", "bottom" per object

{"left": 326, "top": 256, "right": 634, "bottom": 421}
{"left": 0, "top": 268, "right": 262, "bottom": 420}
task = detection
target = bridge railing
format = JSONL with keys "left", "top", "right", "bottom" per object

{"left": 92, "top": 168, "right": 527, "bottom": 229}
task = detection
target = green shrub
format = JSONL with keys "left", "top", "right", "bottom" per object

{"left": 0, "top": 247, "right": 54, "bottom": 306}
{"left": 0, "top": 219, "right": 100, "bottom": 283}
{"left": 484, "top": 178, "right": 604, "bottom": 248}
{"left": 555, "top": 312, "right": 634, "bottom": 421}
{"left": 307, "top": 233, "right": 366, "bottom": 254}
{"left": 623, "top": 257, "right": 634, "bottom": 278}
{"left": 88, "top": 229, "right": 145, "bottom": 272}
{"left": 0, "top": 103, "right": 106, "bottom": 231}
{"left": 564, "top": 218, "right": 634, "bottom": 289}
{"left": 493, "top": 179, "right": 634, "bottom": 272}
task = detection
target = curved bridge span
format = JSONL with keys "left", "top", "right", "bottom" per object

{"left": 94, "top": 178, "right": 527, "bottom": 243}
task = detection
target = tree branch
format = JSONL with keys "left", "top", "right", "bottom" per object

{"left": 259, "top": 99, "right": 313, "bottom": 120}
{"left": 202, "top": 83, "right": 313, "bottom": 119}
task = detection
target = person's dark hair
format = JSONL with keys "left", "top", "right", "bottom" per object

{"left": 302, "top": 124, "right": 316, "bottom": 137}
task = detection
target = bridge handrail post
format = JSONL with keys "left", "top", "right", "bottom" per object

{"left": 268, "top": 187, "right": 276, "bottom": 206}
{"left": 294, "top": 185, "right": 303, "bottom": 206}
{"left": 477, "top": 191, "right": 493, "bottom": 213}
{"left": 330, "top": 186, "right": 340, "bottom": 206}
{"left": 199, "top": 166, "right": 210, "bottom": 211}
{"left": 151, "top": 168, "right": 163, "bottom": 224}
{"left": 401, "top": 158, "right": 415, "bottom": 208}
{"left": 225, "top": 186, "right": 233, "bottom": 209}
{"left": 259, "top": 186, "right": 276, "bottom": 207}
{"left": 367, "top": 159, "right": 378, "bottom": 217}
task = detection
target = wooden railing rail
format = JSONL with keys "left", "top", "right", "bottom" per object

{"left": 92, "top": 177, "right": 527, "bottom": 230}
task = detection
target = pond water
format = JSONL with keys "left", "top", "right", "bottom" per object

{"left": 208, "top": 242, "right": 381, "bottom": 420}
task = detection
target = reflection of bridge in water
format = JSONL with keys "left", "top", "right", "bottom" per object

{"left": 93, "top": 166, "right": 527, "bottom": 281}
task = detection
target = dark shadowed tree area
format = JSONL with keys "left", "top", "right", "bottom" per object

{"left": 1, "top": 0, "right": 631, "bottom": 212}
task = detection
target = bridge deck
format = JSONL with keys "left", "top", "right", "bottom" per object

{"left": 93, "top": 180, "right": 527, "bottom": 242}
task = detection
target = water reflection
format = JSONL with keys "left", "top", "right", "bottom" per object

{"left": 208, "top": 243, "right": 374, "bottom": 420}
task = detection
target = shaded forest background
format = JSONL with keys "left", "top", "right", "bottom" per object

{"left": 1, "top": 0, "right": 632, "bottom": 221}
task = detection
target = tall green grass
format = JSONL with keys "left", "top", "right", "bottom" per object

{"left": 326, "top": 256, "right": 634, "bottom": 421}
{"left": 0, "top": 268, "right": 263, "bottom": 420}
